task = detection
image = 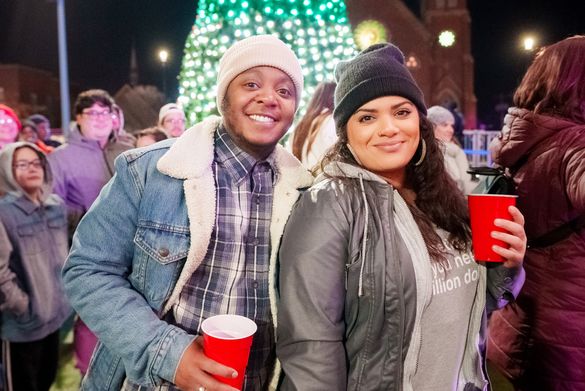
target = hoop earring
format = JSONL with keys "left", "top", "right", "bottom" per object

{"left": 414, "top": 138, "right": 426, "bottom": 166}
{"left": 346, "top": 143, "right": 364, "bottom": 166}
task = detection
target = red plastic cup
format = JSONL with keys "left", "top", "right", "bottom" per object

{"left": 468, "top": 194, "right": 517, "bottom": 262}
{"left": 201, "top": 314, "right": 257, "bottom": 390}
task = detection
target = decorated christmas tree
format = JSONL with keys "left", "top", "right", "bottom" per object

{"left": 177, "top": 0, "right": 357, "bottom": 124}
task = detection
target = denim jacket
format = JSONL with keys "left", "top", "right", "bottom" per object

{"left": 0, "top": 142, "right": 71, "bottom": 342}
{"left": 62, "top": 116, "right": 313, "bottom": 390}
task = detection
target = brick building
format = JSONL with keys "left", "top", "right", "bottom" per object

{"left": 346, "top": 0, "right": 477, "bottom": 127}
{"left": 0, "top": 64, "right": 64, "bottom": 127}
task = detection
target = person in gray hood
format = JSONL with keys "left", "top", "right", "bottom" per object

{"left": 276, "top": 43, "right": 527, "bottom": 391}
{"left": 0, "top": 142, "right": 71, "bottom": 391}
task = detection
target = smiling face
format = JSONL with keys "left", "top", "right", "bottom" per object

{"left": 347, "top": 95, "right": 420, "bottom": 188}
{"left": 221, "top": 66, "right": 297, "bottom": 160}
{"left": 75, "top": 103, "right": 114, "bottom": 146}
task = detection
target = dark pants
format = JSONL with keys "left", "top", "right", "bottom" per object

{"left": 9, "top": 330, "right": 60, "bottom": 391}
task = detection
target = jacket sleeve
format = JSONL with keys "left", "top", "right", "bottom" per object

{"left": 485, "top": 264, "right": 526, "bottom": 313}
{"left": 62, "top": 154, "right": 195, "bottom": 387}
{"left": 277, "top": 184, "right": 350, "bottom": 391}
{"left": 454, "top": 146, "right": 476, "bottom": 194}
{"left": 47, "top": 152, "right": 67, "bottom": 204}
{"left": 0, "top": 219, "right": 29, "bottom": 316}
{"left": 565, "top": 143, "right": 585, "bottom": 211}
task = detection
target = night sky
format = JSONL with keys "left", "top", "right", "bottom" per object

{"left": 0, "top": 0, "right": 583, "bottom": 128}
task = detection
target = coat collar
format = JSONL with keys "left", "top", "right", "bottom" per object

{"left": 157, "top": 115, "right": 313, "bottom": 188}
{"left": 10, "top": 194, "right": 62, "bottom": 215}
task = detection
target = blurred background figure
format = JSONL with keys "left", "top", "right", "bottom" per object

{"left": 0, "top": 105, "right": 21, "bottom": 150}
{"left": 487, "top": 35, "right": 585, "bottom": 391}
{"left": 111, "top": 104, "right": 136, "bottom": 147}
{"left": 447, "top": 101, "right": 465, "bottom": 146}
{"left": 47, "top": 89, "right": 132, "bottom": 378}
{"left": 18, "top": 121, "right": 39, "bottom": 143}
{"left": 135, "top": 126, "right": 168, "bottom": 148}
{"left": 27, "top": 114, "right": 62, "bottom": 148}
{"left": 427, "top": 105, "right": 475, "bottom": 194}
{"left": 158, "top": 103, "right": 186, "bottom": 137}
{"left": 49, "top": 89, "right": 132, "bottom": 231}
{"left": 0, "top": 142, "right": 71, "bottom": 391}
{"left": 19, "top": 121, "right": 54, "bottom": 154}
{"left": 291, "top": 81, "right": 336, "bottom": 169}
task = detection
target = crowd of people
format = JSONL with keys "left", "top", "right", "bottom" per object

{"left": 0, "top": 33, "right": 583, "bottom": 391}
{"left": 0, "top": 90, "right": 186, "bottom": 390}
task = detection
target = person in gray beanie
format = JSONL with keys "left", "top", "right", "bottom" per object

{"left": 427, "top": 105, "right": 476, "bottom": 194}
{"left": 333, "top": 42, "right": 427, "bottom": 132}
{"left": 277, "top": 42, "right": 527, "bottom": 390}
{"left": 61, "top": 35, "right": 313, "bottom": 391}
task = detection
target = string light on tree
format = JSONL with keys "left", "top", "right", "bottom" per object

{"left": 178, "top": 0, "right": 358, "bottom": 124}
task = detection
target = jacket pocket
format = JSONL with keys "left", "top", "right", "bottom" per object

{"left": 345, "top": 250, "right": 365, "bottom": 338}
{"left": 133, "top": 222, "right": 190, "bottom": 305}
{"left": 134, "top": 223, "right": 190, "bottom": 265}
{"left": 16, "top": 222, "right": 44, "bottom": 255}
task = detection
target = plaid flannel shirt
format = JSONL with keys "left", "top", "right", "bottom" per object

{"left": 124, "top": 127, "right": 277, "bottom": 391}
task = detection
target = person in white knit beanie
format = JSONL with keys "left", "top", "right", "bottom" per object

{"left": 158, "top": 103, "right": 187, "bottom": 137}
{"left": 61, "top": 35, "right": 313, "bottom": 391}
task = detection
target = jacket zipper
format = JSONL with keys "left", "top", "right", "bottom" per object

{"left": 389, "top": 187, "right": 406, "bottom": 391}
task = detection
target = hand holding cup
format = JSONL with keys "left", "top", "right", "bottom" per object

{"left": 468, "top": 194, "right": 526, "bottom": 266}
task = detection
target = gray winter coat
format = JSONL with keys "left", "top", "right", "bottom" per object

{"left": 277, "top": 162, "right": 525, "bottom": 390}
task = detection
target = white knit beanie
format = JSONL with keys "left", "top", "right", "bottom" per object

{"left": 158, "top": 103, "right": 185, "bottom": 125}
{"left": 216, "top": 35, "right": 304, "bottom": 114}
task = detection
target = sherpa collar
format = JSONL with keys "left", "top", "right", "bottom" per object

{"left": 157, "top": 115, "right": 313, "bottom": 187}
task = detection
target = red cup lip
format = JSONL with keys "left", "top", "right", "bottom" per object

{"left": 201, "top": 314, "right": 257, "bottom": 340}
{"left": 468, "top": 194, "right": 518, "bottom": 198}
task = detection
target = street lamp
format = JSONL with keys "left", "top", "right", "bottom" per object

{"left": 47, "top": 0, "right": 71, "bottom": 137}
{"left": 158, "top": 49, "right": 169, "bottom": 97}
{"left": 522, "top": 36, "right": 536, "bottom": 51}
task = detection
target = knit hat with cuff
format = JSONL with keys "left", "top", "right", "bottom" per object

{"left": 427, "top": 105, "right": 455, "bottom": 126}
{"left": 158, "top": 103, "right": 185, "bottom": 126}
{"left": 333, "top": 43, "right": 426, "bottom": 134}
{"left": 216, "top": 35, "right": 304, "bottom": 114}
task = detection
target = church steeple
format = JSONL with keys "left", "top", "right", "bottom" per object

{"left": 129, "top": 39, "right": 139, "bottom": 87}
{"left": 422, "top": 0, "right": 476, "bottom": 127}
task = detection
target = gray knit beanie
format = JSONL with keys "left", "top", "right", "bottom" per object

{"left": 333, "top": 43, "right": 426, "bottom": 134}
{"left": 427, "top": 105, "right": 455, "bottom": 126}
